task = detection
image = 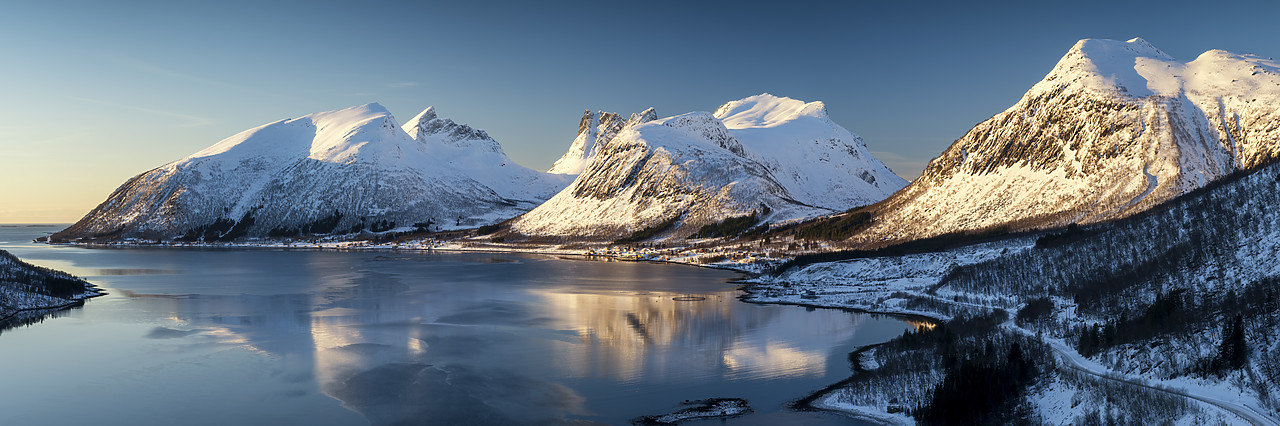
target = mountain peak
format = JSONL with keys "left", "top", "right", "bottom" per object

{"left": 577, "top": 109, "right": 595, "bottom": 135}
{"left": 548, "top": 107, "right": 657, "bottom": 175}
{"left": 1066, "top": 38, "right": 1171, "bottom": 61}
{"left": 714, "top": 93, "right": 828, "bottom": 130}
{"left": 410, "top": 106, "right": 437, "bottom": 124}
{"left": 628, "top": 108, "right": 658, "bottom": 126}
{"left": 351, "top": 102, "right": 390, "bottom": 115}
{"left": 1034, "top": 38, "right": 1180, "bottom": 98}
{"left": 402, "top": 106, "right": 494, "bottom": 145}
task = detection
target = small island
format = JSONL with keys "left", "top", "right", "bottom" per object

{"left": 631, "top": 398, "right": 752, "bottom": 425}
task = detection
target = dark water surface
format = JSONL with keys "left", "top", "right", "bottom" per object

{"left": 0, "top": 225, "right": 912, "bottom": 425}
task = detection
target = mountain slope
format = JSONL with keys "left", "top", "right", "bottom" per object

{"left": 513, "top": 94, "right": 906, "bottom": 239}
{"left": 937, "top": 160, "right": 1280, "bottom": 418}
{"left": 852, "top": 38, "right": 1280, "bottom": 246}
{"left": 53, "top": 104, "right": 568, "bottom": 242}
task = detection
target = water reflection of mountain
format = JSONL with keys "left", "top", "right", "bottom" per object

{"left": 126, "top": 270, "right": 593, "bottom": 425}
{"left": 536, "top": 289, "right": 870, "bottom": 382}
{"left": 118, "top": 254, "right": 876, "bottom": 424}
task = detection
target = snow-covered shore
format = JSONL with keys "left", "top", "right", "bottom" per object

{"left": 741, "top": 237, "right": 1279, "bottom": 425}
{"left": 0, "top": 250, "right": 104, "bottom": 326}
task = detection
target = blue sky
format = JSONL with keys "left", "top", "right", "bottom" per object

{"left": 3, "top": 0, "right": 1279, "bottom": 222}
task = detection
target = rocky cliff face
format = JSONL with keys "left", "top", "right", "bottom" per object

{"left": 853, "top": 38, "right": 1280, "bottom": 245}
{"left": 548, "top": 108, "right": 658, "bottom": 175}
{"left": 53, "top": 104, "right": 569, "bottom": 242}
{"left": 514, "top": 94, "right": 907, "bottom": 239}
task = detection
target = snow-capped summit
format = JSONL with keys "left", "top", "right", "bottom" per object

{"left": 189, "top": 103, "right": 405, "bottom": 167}
{"left": 714, "top": 93, "right": 905, "bottom": 211}
{"left": 53, "top": 104, "right": 570, "bottom": 242}
{"left": 515, "top": 94, "right": 906, "bottom": 239}
{"left": 850, "top": 38, "right": 1280, "bottom": 246}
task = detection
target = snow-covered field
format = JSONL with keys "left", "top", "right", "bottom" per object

{"left": 743, "top": 238, "right": 1034, "bottom": 320}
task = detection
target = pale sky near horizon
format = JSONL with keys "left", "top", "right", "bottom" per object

{"left": 3, "top": 0, "right": 1279, "bottom": 223}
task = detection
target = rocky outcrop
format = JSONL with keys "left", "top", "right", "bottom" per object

{"left": 549, "top": 108, "right": 657, "bottom": 175}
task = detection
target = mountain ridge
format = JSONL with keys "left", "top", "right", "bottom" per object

{"left": 52, "top": 104, "right": 569, "bottom": 242}
{"left": 848, "top": 38, "right": 1280, "bottom": 246}
{"left": 512, "top": 94, "right": 907, "bottom": 239}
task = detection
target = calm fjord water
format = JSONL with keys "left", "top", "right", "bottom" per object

{"left": 0, "top": 225, "right": 911, "bottom": 425}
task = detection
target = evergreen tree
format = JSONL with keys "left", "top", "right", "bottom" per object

{"left": 1217, "top": 314, "right": 1247, "bottom": 371}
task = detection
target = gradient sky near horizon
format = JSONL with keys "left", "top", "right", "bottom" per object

{"left": 3, "top": 0, "right": 1280, "bottom": 223}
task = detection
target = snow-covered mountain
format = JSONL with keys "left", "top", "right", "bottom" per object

{"left": 854, "top": 38, "right": 1280, "bottom": 245}
{"left": 512, "top": 94, "right": 907, "bottom": 239}
{"left": 53, "top": 103, "right": 570, "bottom": 242}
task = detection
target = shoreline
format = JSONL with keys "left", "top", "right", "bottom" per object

{"left": 0, "top": 286, "right": 107, "bottom": 327}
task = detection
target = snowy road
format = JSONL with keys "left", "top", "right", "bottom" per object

{"left": 1025, "top": 326, "right": 1280, "bottom": 426}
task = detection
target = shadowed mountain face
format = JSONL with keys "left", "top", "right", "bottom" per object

{"left": 515, "top": 94, "right": 907, "bottom": 239}
{"left": 851, "top": 38, "right": 1280, "bottom": 246}
{"left": 53, "top": 104, "right": 570, "bottom": 242}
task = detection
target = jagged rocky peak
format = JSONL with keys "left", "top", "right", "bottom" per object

{"left": 576, "top": 109, "right": 594, "bottom": 135}
{"left": 405, "top": 106, "right": 492, "bottom": 141}
{"left": 548, "top": 106, "right": 657, "bottom": 175}
{"left": 411, "top": 105, "right": 437, "bottom": 122}
{"left": 402, "top": 105, "right": 502, "bottom": 155}
{"left": 627, "top": 107, "right": 658, "bottom": 126}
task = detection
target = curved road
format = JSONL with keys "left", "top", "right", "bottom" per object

{"left": 1020, "top": 326, "right": 1280, "bottom": 426}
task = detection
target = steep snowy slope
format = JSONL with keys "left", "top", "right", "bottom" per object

{"left": 53, "top": 104, "right": 568, "bottom": 241}
{"left": 513, "top": 95, "right": 906, "bottom": 239}
{"left": 854, "top": 38, "right": 1280, "bottom": 245}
